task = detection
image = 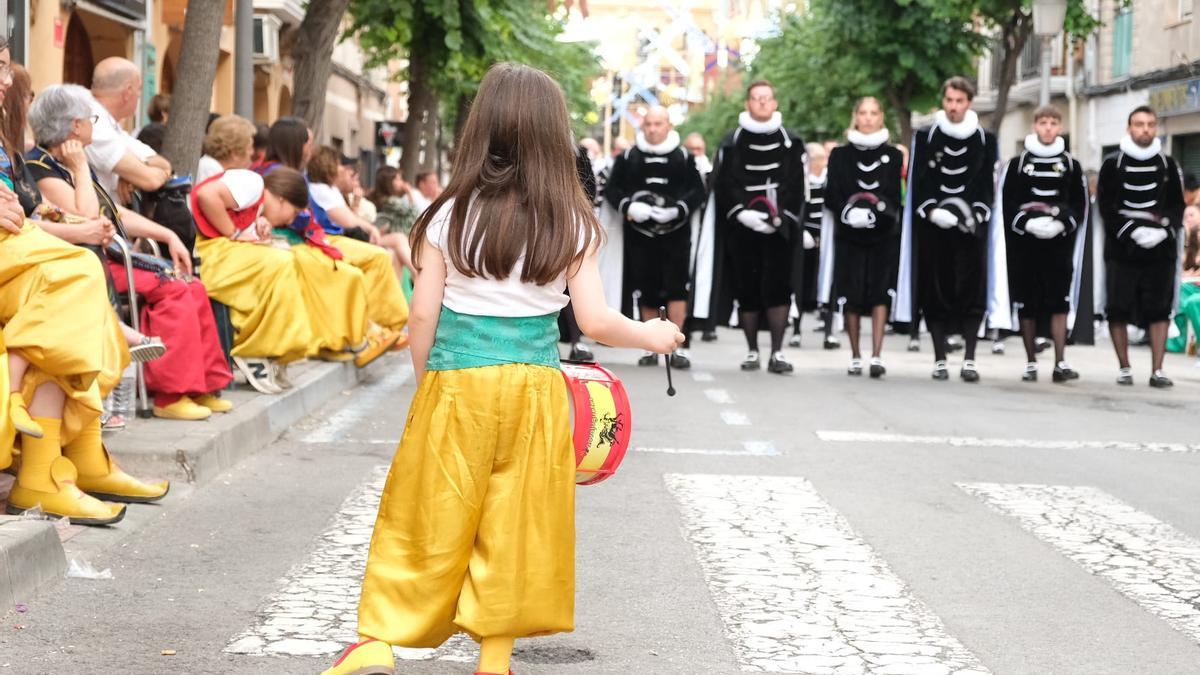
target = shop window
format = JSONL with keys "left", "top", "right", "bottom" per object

{"left": 1174, "top": 134, "right": 1200, "bottom": 184}
{"left": 1111, "top": 7, "right": 1132, "bottom": 78}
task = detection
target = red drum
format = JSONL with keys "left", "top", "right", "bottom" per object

{"left": 561, "top": 361, "right": 632, "bottom": 485}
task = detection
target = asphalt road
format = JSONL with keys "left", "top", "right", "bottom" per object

{"left": 3, "top": 328, "right": 1200, "bottom": 675}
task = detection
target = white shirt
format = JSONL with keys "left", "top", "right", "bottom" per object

{"left": 308, "top": 182, "right": 347, "bottom": 211}
{"left": 85, "top": 94, "right": 159, "bottom": 196}
{"left": 221, "top": 169, "right": 264, "bottom": 210}
{"left": 196, "top": 155, "right": 223, "bottom": 184}
{"left": 425, "top": 199, "right": 573, "bottom": 317}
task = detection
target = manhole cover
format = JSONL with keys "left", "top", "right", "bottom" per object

{"left": 513, "top": 645, "right": 596, "bottom": 664}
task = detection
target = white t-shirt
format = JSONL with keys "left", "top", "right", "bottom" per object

{"left": 221, "top": 169, "right": 265, "bottom": 210}
{"left": 196, "top": 155, "right": 223, "bottom": 184}
{"left": 308, "top": 182, "right": 347, "bottom": 211}
{"left": 85, "top": 95, "right": 159, "bottom": 196}
{"left": 425, "top": 199, "right": 573, "bottom": 317}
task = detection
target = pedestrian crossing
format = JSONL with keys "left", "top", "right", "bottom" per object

{"left": 226, "top": 464, "right": 1200, "bottom": 672}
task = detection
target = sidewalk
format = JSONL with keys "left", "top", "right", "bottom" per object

{"left": 0, "top": 354, "right": 395, "bottom": 614}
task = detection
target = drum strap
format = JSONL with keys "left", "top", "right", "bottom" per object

{"left": 426, "top": 306, "right": 561, "bottom": 371}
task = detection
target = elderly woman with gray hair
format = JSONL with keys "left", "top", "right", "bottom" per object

{"left": 27, "top": 83, "right": 234, "bottom": 424}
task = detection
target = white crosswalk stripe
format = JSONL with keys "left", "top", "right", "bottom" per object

{"left": 817, "top": 429, "right": 1200, "bottom": 454}
{"left": 961, "top": 482, "right": 1200, "bottom": 645}
{"left": 636, "top": 441, "right": 778, "bottom": 456}
{"left": 665, "top": 473, "right": 989, "bottom": 674}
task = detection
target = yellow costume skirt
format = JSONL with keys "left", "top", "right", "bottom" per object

{"left": 195, "top": 236, "right": 311, "bottom": 363}
{"left": 358, "top": 364, "right": 576, "bottom": 646}
{"left": 327, "top": 235, "right": 408, "bottom": 332}
{"left": 0, "top": 223, "right": 122, "bottom": 450}
{"left": 290, "top": 244, "right": 368, "bottom": 354}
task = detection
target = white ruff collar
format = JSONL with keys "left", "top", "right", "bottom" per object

{"left": 739, "top": 111, "right": 782, "bottom": 135}
{"left": 1024, "top": 134, "right": 1065, "bottom": 158}
{"left": 1120, "top": 134, "right": 1162, "bottom": 161}
{"left": 808, "top": 168, "right": 827, "bottom": 187}
{"left": 636, "top": 130, "right": 681, "bottom": 155}
{"left": 935, "top": 109, "right": 979, "bottom": 140}
{"left": 847, "top": 128, "right": 889, "bottom": 149}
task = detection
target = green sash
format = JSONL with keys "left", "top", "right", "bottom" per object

{"left": 426, "top": 305, "right": 560, "bottom": 371}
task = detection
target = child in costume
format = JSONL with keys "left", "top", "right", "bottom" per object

{"left": 322, "top": 63, "right": 684, "bottom": 675}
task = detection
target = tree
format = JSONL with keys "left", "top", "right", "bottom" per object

{"left": 936, "top": 0, "right": 1130, "bottom": 134}
{"left": 751, "top": 0, "right": 983, "bottom": 144}
{"left": 291, "top": 0, "right": 354, "bottom": 135}
{"left": 677, "top": 87, "right": 745, "bottom": 154}
{"left": 161, "top": 0, "right": 225, "bottom": 179}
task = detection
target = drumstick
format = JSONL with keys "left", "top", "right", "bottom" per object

{"left": 659, "top": 306, "right": 676, "bottom": 397}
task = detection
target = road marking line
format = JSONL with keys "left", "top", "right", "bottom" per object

{"left": 637, "top": 441, "right": 778, "bottom": 456}
{"left": 691, "top": 371, "right": 715, "bottom": 382}
{"left": 666, "top": 474, "right": 990, "bottom": 674}
{"left": 703, "top": 388, "right": 734, "bottom": 404}
{"left": 960, "top": 482, "right": 1200, "bottom": 645}
{"left": 301, "top": 365, "right": 413, "bottom": 443}
{"left": 721, "top": 410, "right": 751, "bottom": 426}
{"left": 816, "top": 430, "right": 1200, "bottom": 454}
{"left": 225, "top": 466, "right": 477, "bottom": 662}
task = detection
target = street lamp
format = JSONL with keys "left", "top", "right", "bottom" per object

{"left": 1032, "top": 0, "right": 1068, "bottom": 106}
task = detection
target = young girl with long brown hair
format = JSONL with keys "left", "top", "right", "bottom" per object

{"left": 323, "top": 63, "right": 682, "bottom": 675}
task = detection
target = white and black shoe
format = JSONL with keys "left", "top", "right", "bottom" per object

{"left": 234, "top": 357, "right": 282, "bottom": 394}
{"left": 637, "top": 351, "right": 659, "bottom": 367}
{"left": 847, "top": 358, "right": 863, "bottom": 376}
{"left": 767, "top": 351, "right": 793, "bottom": 374}
{"left": 788, "top": 333, "right": 802, "bottom": 348}
{"left": 931, "top": 360, "right": 949, "bottom": 381}
{"left": 992, "top": 340, "right": 1006, "bottom": 355}
{"left": 129, "top": 336, "right": 167, "bottom": 363}
{"left": 823, "top": 335, "right": 841, "bottom": 350}
{"left": 907, "top": 338, "right": 921, "bottom": 352}
{"left": 869, "top": 357, "right": 886, "bottom": 379}
{"left": 1116, "top": 367, "right": 1133, "bottom": 386}
{"left": 946, "top": 335, "right": 964, "bottom": 353}
{"left": 670, "top": 349, "right": 691, "bottom": 370}
{"left": 960, "top": 360, "right": 980, "bottom": 383}
{"left": 741, "top": 351, "right": 761, "bottom": 371}
{"left": 1022, "top": 362, "right": 1038, "bottom": 382}
{"left": 1052, "top": 361, "right": 1078, "bottom": 383}
{"left": 568, "top": 343, "right": 595, "bottom": 362}
{"left": 1149, "top": 370, "right": 1173, "bottom": 388}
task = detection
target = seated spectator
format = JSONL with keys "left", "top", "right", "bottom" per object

{"left": 409, "top": 170, "right": 441, "bottom": 213}
{"left": 191, "top": 160, "right": 314, "bottom": 393}
{"left": 28, "top": 84, "right": 235, "bottom": 421}
{"left": 135, "top": 93, "right": 170, "bottom": 154}
{"left": 306, "top": 146, "right": 409, "bottom": 336}
{"left": 209, "top": 116, "right": 373, "bottom": 364}
{"left": 196, "top": 116, "right": 249, "bottom": 184}
{"left": 1170, "top": 205, "right": 1200, "bottom": 356}
{"left": 341, "top": 156, "right": 377, "bottom": 225}
{"left": 86, "top": 58, "right": 171, "bottom": 206}
{"left": 367, "top": 165, "right": 421, "bottom": 235}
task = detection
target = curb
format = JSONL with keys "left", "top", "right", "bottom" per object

{"left": 110, "top": 358, "right": 371, "bottom": 487}
{"left": 0, "top": 517, "right": 67, "bottom": 610}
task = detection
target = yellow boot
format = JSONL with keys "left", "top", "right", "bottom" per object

{"left": 64, "top": 421, "right": 170, "bottom": 503}
{"left": 321, "top": 639, "right": 394, "bottom": 675}
{"left": 5, "top": 418, "right": 126, "bottom": 526}
{"left": 354, "top": 330, "right": 401, "bottom": 369}
{"left": 192, "top": 394, "right": 233, "bottom": 413}
{"left": 153, "top": 396, "right": 212, "bottom": 421}
{"left": 9, "top": 392, "right": 43, "bottom": 438}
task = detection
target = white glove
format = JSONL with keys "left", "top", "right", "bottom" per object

{"left": 649, "top": 206, "right": 680, "bottom": 224}
{"left": 626, "top": 201, "right": 653, "bottom": 223}
{"left": 737, "top": 210, "right": 774, "bottom": 234}
{"left": 929, "top": 208, "right": 959, "bottom": 229}
{"left": 1130, "top": 226, "right": 1168, "bottom": 249}
{"left": 846, "top": 207, "right": 875, "bottom": 229}
{"left": 1025, "top": 216, "right": 1066, "bottom": 240}
{"left": 803, "top": 230, "right": 817, "bottom": 250}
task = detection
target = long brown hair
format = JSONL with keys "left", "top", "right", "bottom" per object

{"left": 410, "top": 62, "right": 601, "bottom": 285}
{"left": 306, "top": 145, "right": 339, "bottom": 185}
{"left": 1, "top": 63, "right": 32, "bottom": 162}
{"left": 367, "top": 165, "right": 400, "bottom": 203}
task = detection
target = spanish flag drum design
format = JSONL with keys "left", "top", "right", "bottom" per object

{"left": 561, "top": 362, "right": 631, "bottom": 485}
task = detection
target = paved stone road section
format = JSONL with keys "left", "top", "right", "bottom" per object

{"left": 665, "top": 473, "right": 990, "bottom": 674}
{"left": 961, "top": 482, "right": 1200, "bottom": 645}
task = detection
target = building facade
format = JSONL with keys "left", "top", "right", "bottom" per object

{"left": 974, "top": 0, "right": 1199, "bottom": 178}
{"left": 8, "top": 0, "right": 396, "bottom": 159}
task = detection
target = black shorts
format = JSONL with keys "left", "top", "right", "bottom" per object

{"left": 727, "top": 226, "right": 792, "bottom": 312}
{"left": 1105, "top": 258, "right": 1175, "bottom": 326}
{"left": 916, "top": 225, "right": 987, "bottom": 323}
{"left": 626, "top": 226, "right": 691, "bottom": 308}
{"left": 835, "top": 237, "right": 897, "bottom": 314}
{"left": 1008, "top": 236, "right": 1074, "bottom": 317}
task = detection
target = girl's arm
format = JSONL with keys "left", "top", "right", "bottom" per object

{"left": 566, "top": 245, "right": 683, "bottom": 352}
{"left": 408, "top": 237, "right": 447, "bottom": 385}
{"left": 195, "top": 182, "right": 241, "bottom": 238}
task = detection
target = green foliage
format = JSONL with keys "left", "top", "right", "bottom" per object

{"left": 347, "top": 0, "right": 601, "bottom": 134}
{"left": 744, "top": 0, "right": 981, "bottom": 141}
{"left": 677, "top": 86, "right": 745, "bottom": 153}
{"left": 936, "top": 0, "right": 1130, "bottom": 40}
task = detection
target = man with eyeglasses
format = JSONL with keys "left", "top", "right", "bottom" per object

{"left": 85, "top": 57, "right": 172, "bottom": 207}
{"left": 697, "top": 80, "right": 808, "bottom": 374}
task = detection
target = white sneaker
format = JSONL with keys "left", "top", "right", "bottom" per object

{"left": 234, "top": 357, "right": 282, "bottom": 394}
{"left": 272, "top": 361, "right": 294, "bottom": 390}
